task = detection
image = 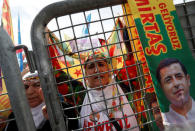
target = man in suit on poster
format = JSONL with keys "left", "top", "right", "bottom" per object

{"left": 156, "top": 58, "right": 195, "bottom": 129}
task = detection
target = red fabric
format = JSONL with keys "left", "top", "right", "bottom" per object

{"left": 117, "top": 56, "right": 137, "bottom": 85}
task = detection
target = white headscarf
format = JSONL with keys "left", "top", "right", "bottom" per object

{"left": 80, "top": 54, "right": 139, "bottom": 130}
{"left": 22, "top": 71, "right": 46, "bottom": 128}
{"left": 22, "top": 71, "right": 38, "bottom": 80}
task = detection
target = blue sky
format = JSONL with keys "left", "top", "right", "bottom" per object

{"left": 0, "top": 0, "right": 194, "bottom": 49}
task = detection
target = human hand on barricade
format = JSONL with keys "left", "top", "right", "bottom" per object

{"left": 39, "top": 88, "right": 49, "bottom": 120}
{"left": 21, "top": 65, "right": 30, "bottom": 77}
{"left": 42, "top": 105, "right": 49, "bottom": 120}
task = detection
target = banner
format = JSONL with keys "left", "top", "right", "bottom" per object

{"left": 2, "top": 0, "right": 14, "bottom": 43}
{"left": 122, "top": 3, "right": 157, "bottom": 130}
{"left": 0, "top": 0, "right": 13, "bottom": 124}
{"left": 128, "top": 0, "right": 195, "bottom": 128}
{"left": 101, "top": 18, "right": 126, "bottom": 71}
{"left": 122, "top": 3, "right": 154, "bottom": 93}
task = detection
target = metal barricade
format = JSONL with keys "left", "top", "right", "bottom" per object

{"left": 30, "top": 0, "right": 157, "bottom": 130}
{"left": 30, "top": 0, "right": 195, "bottom": 131}
{"left": 0, "top": 27, "right": 36, "bottom": 131}
{"left": 175, "top": 1, "right": 195, "bottom": 58}
{"left": 0, "top": 0, "right": 194, "bottom": 131}
{"left": 12, "top": 0, "right": 195, "bottom": 131}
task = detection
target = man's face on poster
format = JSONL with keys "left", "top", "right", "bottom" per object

{"left": 160, "top": 63, "right": 191, "bottom": 107}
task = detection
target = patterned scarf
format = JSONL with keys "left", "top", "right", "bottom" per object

{"left": 80, "top": 79, "right": 139, "bottom": 131}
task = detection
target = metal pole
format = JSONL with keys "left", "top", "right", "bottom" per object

{"left": 0, "top": 27, "right": 36, "bottom": 131}
{"left": 30, "top": 0, "right": 127, "bottom": 130}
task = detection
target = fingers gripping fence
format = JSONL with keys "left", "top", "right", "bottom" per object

{"left": 30, "top": 0, "right": 195, "bottom": 131}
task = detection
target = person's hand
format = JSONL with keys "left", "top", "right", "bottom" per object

{"left": 39, "top": 88, "right": 49, "bottom": 120}
{"left": 21, "top": 66, "right": 30, "bottom": 77}
{"left": 42, "top": 105, "right": 49, "bottom": 120}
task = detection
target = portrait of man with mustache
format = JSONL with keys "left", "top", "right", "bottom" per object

{"left": 156, "top": 58, "right": 195, "bottom": 128}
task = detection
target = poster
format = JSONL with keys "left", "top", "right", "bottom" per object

{"left": 128, "top": 0, "right": 195, "bottom": 129}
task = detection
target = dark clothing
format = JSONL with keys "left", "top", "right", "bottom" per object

{"left": 61, "top": 101, "right": 79, "bottom": 130}
{"left": 4, "top": 112, "right": 52, "bottom": 131}
{"left": 4, "top": 102, "right": 79, "bottom": 131}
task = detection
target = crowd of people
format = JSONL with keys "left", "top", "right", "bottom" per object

{"left": 3, "top": 49, "right": 194, "bottom": 131}
{"left": 1, "top": 38, "right": 166, "bottom": 131}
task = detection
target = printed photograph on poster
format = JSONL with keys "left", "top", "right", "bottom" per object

{"left": 127, "top": 0, "right": 195, "bottom": 130}
{"left": 156, "top": 58, "right": 195, "bottom": 129}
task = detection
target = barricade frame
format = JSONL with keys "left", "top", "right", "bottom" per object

{"left": 30, "top": 0, "right": 195, "bottom": 131}
{"left": 0, "top": 27, "right": 36, "bottom": 131}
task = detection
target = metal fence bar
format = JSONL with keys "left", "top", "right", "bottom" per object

{"left": 31, "top": 1, "right": 128, "bottom": 131}
{"left": 0, "top": 27, "right": 36, "bottom": 131}
{"left": 30, "top": 0, "right": 195, "bottom": 131}
{"left": 175, "top": 1, "right": 195, "bottom": 57}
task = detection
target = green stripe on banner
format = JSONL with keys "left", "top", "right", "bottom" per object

{"left": 135, "top": 9, "right": 195, "bottom": 113}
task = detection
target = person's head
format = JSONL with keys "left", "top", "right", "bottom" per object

{"left": 156, "top": 58, "right": 191, "bottom": 107}
{"left": 23, "top": 72, "right": 43, "bottom": 108}
{"left": 146, "top": 93, "right": 164, "bottom": 130}
{"left": 84, "top": 48, "right": 111, "bottom": 89}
